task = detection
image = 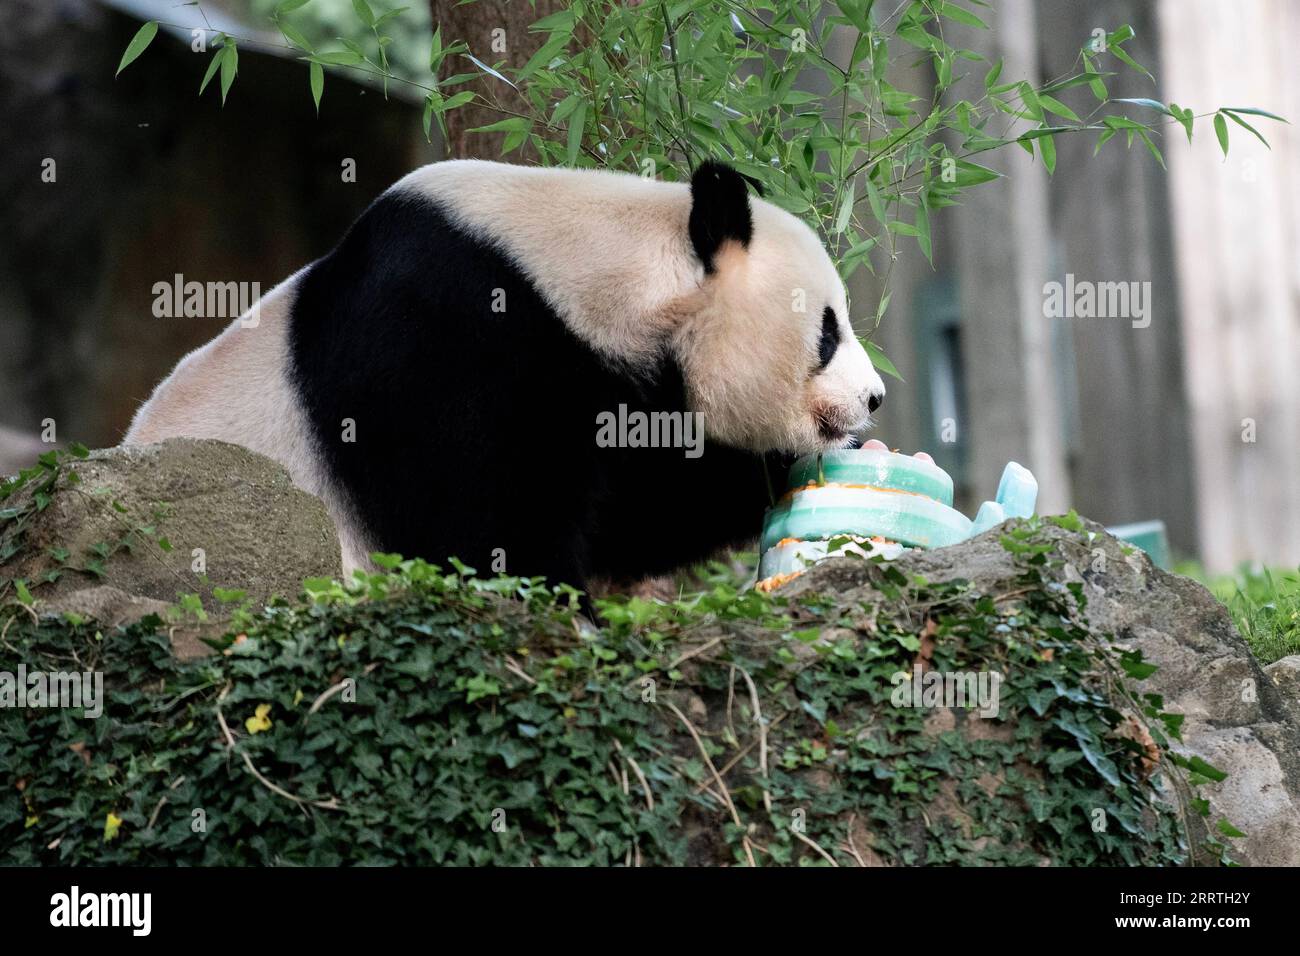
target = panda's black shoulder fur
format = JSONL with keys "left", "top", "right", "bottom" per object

{"left": 287, "top": 186, "right": 780, "bottom": 591}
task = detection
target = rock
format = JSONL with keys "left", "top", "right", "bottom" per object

{"left": 37, "top": 584, "right": 172, "bottom": 628}
{"left": 1, "top": 439, "right": 342, "bottom": 617}
{"left": 8, "top": 511, "right": 1279, "bottom": 867}
{"left": 6, "top": 462, "right": 1293, "bottom": 866}
{"left": 1265, "top": 656, "right": 1300, "bottom": 697}
{"left": 33, "top": 584, "right": 211, "bottom": 660}
{"left": 0, "top": 424, "right": 47, "bottom": 479}
{"left": 780, "top": 518, "right": 1300, "bottom": 867}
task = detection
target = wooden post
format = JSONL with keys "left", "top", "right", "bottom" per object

{"left": 1158, "top": 0, "right": 1300, "bottom": 571}
{"left": 1038, "top": 0, "right": 1198, "bottom": 555}
{"left": 949, "top": 0, "right": 1073, "bottom": 514}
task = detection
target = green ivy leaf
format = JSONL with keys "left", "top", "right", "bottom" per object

{"left": 1118, "top": 650, "right": 1158, "bottom": 681}
{"left": 1216, "top": 817, "right": 1246, "bottom": 839}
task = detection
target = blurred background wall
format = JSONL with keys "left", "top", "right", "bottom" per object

{"left": 1158, "top": 0, "right": 1300, "bottom": 571}
{"left": 860, "top": 0, "right": 1298, "bottom": 572}
{"left": 0, "top": 0, "right": 1296, "bottom": 572}
{"left": 0, "top": 0, "right": 437, "bottom": 456}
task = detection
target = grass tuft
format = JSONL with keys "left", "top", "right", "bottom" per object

{"left": 1176, "top": 562, "right": 1300, "bottom": 665}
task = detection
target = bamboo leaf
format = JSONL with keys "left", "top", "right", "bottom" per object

{"left": 1114, "top": 97, "right": 1172, "bottom": 116}
{"left": 834, "top": 181, "right": 856, "bottom": 234}
{"left": 984, "top": 57, "right": 1002, "bottom": 89}
{"left": 1110, "top": 43, "right": 1152, "bottom": 82}
{"left": 1038, "top": 93, "right": 1080, "bottom": 123}
{"left": 1169, "top": 102, "right": 1193, "bottom": 143}
{"left": 199, "top": 47, "right": 225, "bottom": 95}
{"left": 1223, "top": 110, "right": 1271, "bottom": 149}
{"left": 310, "top": 50, "right": 364, "bottom": 66}
{"left": 116, "top": 20, "right": 159, "bottom": 77}
{"left": 1136, "top": 128, "right": 1165, "bottom": 168}
{"left": 465, "top": 53, "right": 518, "bottom": 89}
{"left": 566, "top": 101, "right": 586, "bottom": 166}
{"left": 861, "top": 337, "right": 904, "bottom": 381}
{"left": 1038, "top": 129, "right": 1056, "bottom": 174}
{"left": 1221, "top": 106, "right": 1287, "bottom": 122}
{"left": 938, "top": 2, "right": 988, "bottom": 30}
{"left": 429, "top": 26, "right": 443, "bottom": 69}
{"left": 310, "top": 61, "right": 324, "bottom": 113}
{"left": 279, "top": 19, "right": 314, "bottom": 52}
{"left": 220, "top": 40, "right": 238, "bottom": 104}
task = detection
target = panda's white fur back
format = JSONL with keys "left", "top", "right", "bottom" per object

{"left": 396, "top": 161, "right": 701, "bottom": 364}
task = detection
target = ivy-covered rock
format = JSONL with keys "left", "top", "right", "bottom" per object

{"left": 0, "top": 439, "right": 341, "bottom": 619}
{"left": 1, "top": 515, "right": 1272, "bottom": 866}
{"left": 787, "top": 518, "right": 1300, "bottom": 867}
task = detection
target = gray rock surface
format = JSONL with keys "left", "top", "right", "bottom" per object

{"left": 38, "top": 584, "right": 173, "bottom": 628}
{"left": 1265, "top": 656, "right": 1300, "bottom": 698}
{"left": 782, "top": 519, "right": 1300, "bottom": 867}
{"left": 1, "top": 439, "right": 341, "bottom": 620}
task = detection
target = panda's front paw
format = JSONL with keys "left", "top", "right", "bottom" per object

{"left": 862, "top": 438, "right": 934, "bottom": 463}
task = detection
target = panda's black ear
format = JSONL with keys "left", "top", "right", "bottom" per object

{"left": 689, "top": 161, "right": 754, "bottom": 274}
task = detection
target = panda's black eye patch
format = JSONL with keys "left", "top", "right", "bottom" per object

{"left": 816, "top": 307, "right": 841, "bottom": 371}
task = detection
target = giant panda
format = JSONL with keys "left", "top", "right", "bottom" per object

{"left": 126, "top": 160, "right": 886, "bottom": 593}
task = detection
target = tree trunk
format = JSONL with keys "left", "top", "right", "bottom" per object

{"left": 429, "top": 0, "right": 567, "bottom": 160}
